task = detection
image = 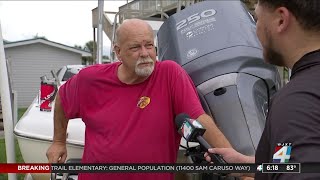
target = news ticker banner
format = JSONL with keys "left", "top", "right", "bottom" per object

{"left": 1, "top": 163, "right": 320, "bottom": 174}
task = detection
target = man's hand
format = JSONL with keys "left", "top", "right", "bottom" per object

{"left": 204, "top": 148, "right": 253, "bottom": 164}
{"left": 46, "top": 141, "right": 67, "bottom": 163}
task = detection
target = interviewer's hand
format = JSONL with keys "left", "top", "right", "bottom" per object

{"left": 46, "top": 141, "right": 67, "bottom": 163}
{"left": 204, "top": 148, "right": 251, "bottom": 164}
{"left": 204, "top": 148, "right": 255, "bottom": 178}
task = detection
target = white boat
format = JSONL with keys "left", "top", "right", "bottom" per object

{"left": 14, "top": 65, "right": 86, "bottom": 180}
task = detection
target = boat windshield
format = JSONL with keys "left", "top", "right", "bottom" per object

{"left": 62, "top": 67, "right": 82, "bottom": 81}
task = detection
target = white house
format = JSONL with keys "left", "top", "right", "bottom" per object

{"left": 4, "top": 38, "right": 91, "bottom": 107}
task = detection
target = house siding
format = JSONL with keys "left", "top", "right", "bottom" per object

{"left": 5, "top": 43, "right": 82, "bottom": 107}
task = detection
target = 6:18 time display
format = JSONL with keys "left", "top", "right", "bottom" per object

{"left": 262, "top": 163, "right": 300, "bottom": 173}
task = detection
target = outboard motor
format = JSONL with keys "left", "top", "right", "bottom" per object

{"left": 158, "top": 0, "right": 280, "bottom": 162}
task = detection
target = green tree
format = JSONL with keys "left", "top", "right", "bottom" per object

{"left": 241, "top": 0, "right": 258, "bottom": 18}
{"left": 33, "top": 33, "right": 47, "bottom": 40}
{"left": 76, "top": 41, "right": 110, "bottom": 64}
{"left": 84, "top": 41, "right": 96, "bottom": 54}
{"left": 75, "top": 40, "right": 98, "bottom": 65}
{"left": 74, "top": 45, "right": 83, "bottom": 50}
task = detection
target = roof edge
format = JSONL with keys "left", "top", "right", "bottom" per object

{"left": 4, "top": 38, "right": 92, "bottom": 56}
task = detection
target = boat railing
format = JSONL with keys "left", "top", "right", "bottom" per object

{"left": 92, "top": 0, "right": 204, "bottom": 62}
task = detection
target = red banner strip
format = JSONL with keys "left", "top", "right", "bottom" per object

{"left": 0, "top": 163, "right": 51, "bottom": 173}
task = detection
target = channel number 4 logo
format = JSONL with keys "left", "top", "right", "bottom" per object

{"left": 273, "top": 145, "right": 292, "bottom": 163}
{"left": 182, "top": 121, "right": 193, "bottom": 140}
{"left": 176, "top": 9, "right": 217, "bottom": 31}
{"left": 257, "top": 165, "right": 263, "bottom": 172}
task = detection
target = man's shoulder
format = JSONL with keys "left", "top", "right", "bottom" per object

{"left": 275, "top": 75, "right": 320, "bottom": 103}
{"left": 80, "top": 62, "right": 119, "bottom": 76}
{"left": 156, "top": 60, "right": 183, "bottom": 73}
{"left": 268, "top": 79, "right": 320, "bottom": 128}
{"left": 157, "top": 60, "right": 180, "bottom": 68}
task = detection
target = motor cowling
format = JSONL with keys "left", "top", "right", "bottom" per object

{"left": 157, "top": 0, "right": 281, "bottom": 156}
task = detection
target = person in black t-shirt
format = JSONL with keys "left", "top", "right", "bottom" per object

{"left": 205, "top": 0, "right": 320, "bottom": 179}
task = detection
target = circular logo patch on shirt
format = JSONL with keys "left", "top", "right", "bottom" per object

{"left": 137, "top": 96, "right": 151, "bottom": 109}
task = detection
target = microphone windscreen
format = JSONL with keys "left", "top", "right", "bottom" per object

{"left": 175, "top": 113, "right": 190, "bottom": 130}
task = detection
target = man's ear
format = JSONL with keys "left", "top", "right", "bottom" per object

{"left": 275, "top": 7, "right": 291, "bottom": 33}
{"left": 114, "top": 44, "right": 121, "bottom": 61}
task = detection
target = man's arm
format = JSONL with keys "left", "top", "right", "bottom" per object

{"left": 52, "top": 93, "right": 68, "bottom": 143}
{"left": 197, "top": 114, "right": 232, "bottom": 148}
{"left": 46, "top": 93, "right": 68, "bottom": 163}
{"left": 168, "top": 62, "right": 232, "bottom": 147}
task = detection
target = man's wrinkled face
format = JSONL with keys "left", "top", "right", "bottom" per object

{"left": 115, "top": 25, "right": 157, "bottom": 77}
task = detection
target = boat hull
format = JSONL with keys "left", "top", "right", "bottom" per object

{"left": 16, "top": 135, "right": 84, "bottom": 180}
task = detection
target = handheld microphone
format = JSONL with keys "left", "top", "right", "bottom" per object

{"left": 175, "top": 113, "right": 227, "bottom": 164}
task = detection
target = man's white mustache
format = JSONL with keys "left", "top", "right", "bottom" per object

{"left": 137, "top": 58, "right": 154, "bottom": 65}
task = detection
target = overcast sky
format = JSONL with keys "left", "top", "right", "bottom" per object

{"left": 0, "top": 1, "right": 128, "bottom": 56}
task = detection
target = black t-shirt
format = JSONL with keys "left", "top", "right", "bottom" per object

{"left": 255, "top": 50, "right": 320, "bottom": 180}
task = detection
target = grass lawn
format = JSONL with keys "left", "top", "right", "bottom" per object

{"left": 0, "top": 108, "right": 28, "bottom": 180}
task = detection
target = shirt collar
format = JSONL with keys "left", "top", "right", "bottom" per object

{"left": 291, "top": 49, "right": 320, "bottom": 79}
